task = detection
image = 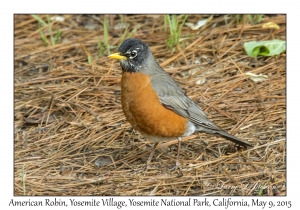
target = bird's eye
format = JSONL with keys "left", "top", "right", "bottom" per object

{"left": 130, "top": 50, "right": 137, "bottom": 58}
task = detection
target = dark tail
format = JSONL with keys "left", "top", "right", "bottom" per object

{"left": 217, "top": 130, "right": 253, "bottom": 147}
{"left": 195, "top": 124, "right": 252, "bottom": 147}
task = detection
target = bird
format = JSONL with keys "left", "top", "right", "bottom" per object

{"left": 108, "top": 38, "right": 252, "bottom": 170}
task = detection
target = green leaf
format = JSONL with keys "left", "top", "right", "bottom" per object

{"left": 54, "top": 30, "right": 61, "bottom": 44}
{"left": 244, "top": 40, "right": 286, "bottom": 57}
{"left": 31, "top": 14, "right": 47, "bottom": 26}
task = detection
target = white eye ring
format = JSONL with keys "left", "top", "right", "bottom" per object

{"left": 129, "top": 50, "right": 138, "bottom": 59}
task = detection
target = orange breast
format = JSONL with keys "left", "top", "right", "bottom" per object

{"left": 121, "top": 72, "right": 188, "bottom": 137}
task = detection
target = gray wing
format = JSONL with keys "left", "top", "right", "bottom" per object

{"left": 150, "top": 72, "right": 221, "bottom": 131}
{"left": 150, "top": 71, "right": 252, "bottom": 147}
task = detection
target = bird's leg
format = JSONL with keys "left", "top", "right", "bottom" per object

{"left": 145, "top": 142, "right": 159, "bottom": 170}
{"left": 170, "top": 137, "right": 182, "bottom": 171}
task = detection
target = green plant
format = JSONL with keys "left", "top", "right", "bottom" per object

{"left": 103, "top": 18, "right": 110, "bottom": 55}
{"left": 244, "top": 40, "right": 286, "bottom": 57}
{"left": 32, "top": 14, "right": 61, "bottom": 46}
{"left": 80, "top": 43, "right": 94, "bottom": 65}
{"left": 97, "top": 17, "right": 111, "bottom": 56}
{"left": 164, "top": 14, "right": 188, "bottom": 50}
{"left": 118, "top": 24, "right": 140, "bottom": 46}
{"left": 247, "top": 14, "right": 263, "bottom": 24}
{"left": 119, "top": 14, "right": 124, "bottom": 23}
{"left": 231, "top": 14, "right": 263, "bottom": 25}
{"left": 98, "top": 38, "right": 104, "bottom": 56}
{"left": 98, "top": 17, "right": 140, "bottom": 57}
{"left": 258, "top": 186, "right": 264, "bottom": 195}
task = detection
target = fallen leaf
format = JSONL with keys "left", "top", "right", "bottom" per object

{"left": 246, "top": 72, "right": 268, "bottom": 83}
{"left": 244, "top": 40, "right": 286, "bottom": 57}
{"left": 185, "top": 16, "right": 213, "bottom": 30}
{"left": 262, "top": 22, "right": 280, "bottom": 30}
{"left": 95, "top": 156, "right": 112, "bottom": 167}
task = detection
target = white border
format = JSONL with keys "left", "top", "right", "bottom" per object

{"left": 2, "top": 0, "right": 297, "bottom": 209}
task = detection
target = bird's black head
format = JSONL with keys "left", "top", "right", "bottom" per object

{"left": 109, "top": 38, "right": 150, "bottom": 73}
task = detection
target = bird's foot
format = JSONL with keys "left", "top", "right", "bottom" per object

{"left": 170, "top": 159, "right": 181, "bottom": 172}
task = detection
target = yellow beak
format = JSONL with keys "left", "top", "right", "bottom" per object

{"left": 108, "top": 53, "right": 127, "bottom": 60}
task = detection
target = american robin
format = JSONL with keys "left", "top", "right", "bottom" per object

{"left": 109, "top": 38, "right": 252, "bottom": 170}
